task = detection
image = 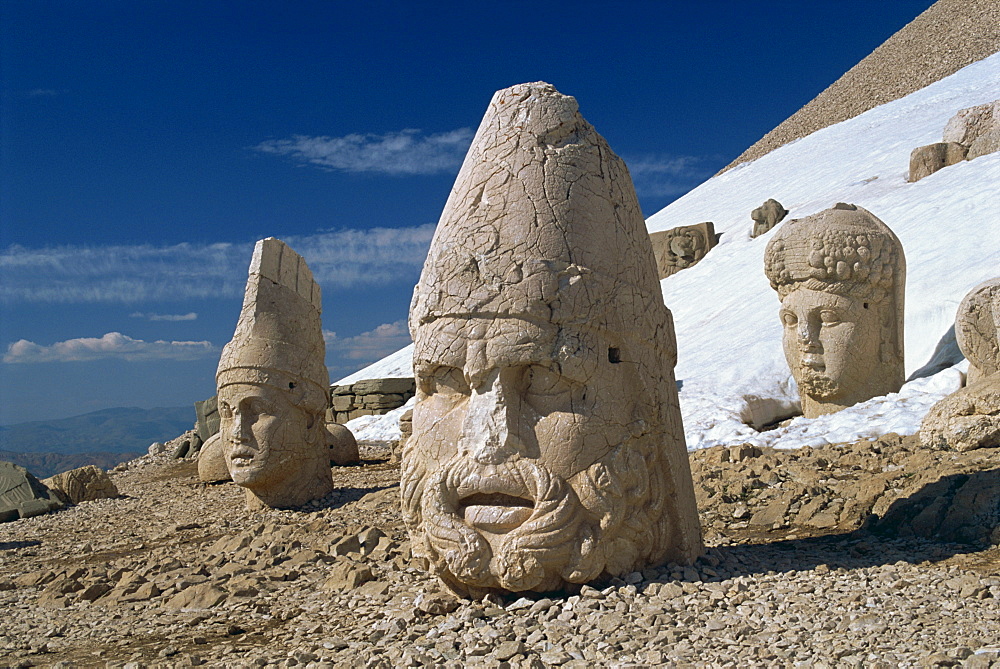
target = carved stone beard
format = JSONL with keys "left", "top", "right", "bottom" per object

{"left": 797, "top": 367, "right": 840, "bottom": 399}
{"left": 400, "top": 429, "right": 672, "bottom": 596}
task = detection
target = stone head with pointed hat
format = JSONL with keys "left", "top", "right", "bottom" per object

{"left": 402, "top": 82, "right": 703, "bottom": 596}
{"left": 217, "top": 238, "right": 334, "bottom": 510}
{"left": 764, "top": 203, "right": 906, "bottom": 418}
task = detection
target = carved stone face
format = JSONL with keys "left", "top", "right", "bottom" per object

{"left": 778, "top": 288, "right": 882, "bottom": 406}
{"left": 403, "top": 316, "right": 652, "bottom": 593}
{"left": 403, "top": 81, "right": 703, "bottom": 595}
{"left": 218, "top": 382, "right": 313, "bottom": 493}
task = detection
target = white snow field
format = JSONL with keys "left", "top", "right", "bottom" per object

{"left": 340, "top": 53, "right": 1000, "bottom": 449}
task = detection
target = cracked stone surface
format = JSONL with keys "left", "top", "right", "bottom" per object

{"left": 956, "top": 277, "right": 1000, "bottom": 385}
{"left": 404, "top": 81, "right": 702, "bottom": 596}
{"left": 216, "top": 238, "right": 335, "bottom": 511}
{"left": 648, "top": 221, "right": 718, "bottom": 278}
{"left": 943, "top": 99, "right": 1000, "bottom": 146}
{"left": 764, "top": 203, "right": 906, "bottom": 418}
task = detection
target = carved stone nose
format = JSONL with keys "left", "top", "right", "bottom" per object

{"left": 458, "top": 373, "right": 524, "bottom": 465}
{"left": 229, "top": 414, "right": 249, "bottom": 444}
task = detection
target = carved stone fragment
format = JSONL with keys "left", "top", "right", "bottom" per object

{"left": 403, "top": 82, "right": 703, "bottom": 596}
{"left": 216, "top": 238, "right": 333, "bottom": 510}
{"left": 968, "top": 127, "right": 1000, "bottom": 160}
{"left": 750, "top": 198, "right": 788, "bottom": 238}
{"left": 919, "top": 374, "right": 1000, "bottom": 452}
{"left": 197, "top": 433, "right": 229, "bottom": 483}
{"left": 41, "top": 465, "right": 118, "bottom": 504}
{"left": 764, "top": 203, "right": 906, "bottom": 418}
{"left": 327, "top": 422, "right": 360, "bottom": 466}
{"left": 0, "top": 461, "right": 63, "bottom": 522}
{"left": 955, "top": 277, "right": 1000, "bottom": 385}
{"left": 907, "top": 142, "right": 968, "bottom": 182}
{"left": 649, "top": 221, "right": 717, "bottom": 279}
{"left": 942, "top": 99, "right": 1000, "bottom": 146}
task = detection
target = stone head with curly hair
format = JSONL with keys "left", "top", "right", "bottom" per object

{"left": 764, "top": 203, "right": 906, "bottom": 418}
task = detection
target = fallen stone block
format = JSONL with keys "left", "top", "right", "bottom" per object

{"left": 908, "top": 142, "right": 968, "bottom": 182}
{"left": 42, "top": 465, "right": 118, "bottom": 504}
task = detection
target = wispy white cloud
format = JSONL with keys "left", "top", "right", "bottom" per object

{"left": 254, "top": 128, "right": 474, "bottom": 175}
{"left": 25, "top": 88, "right": 62, "bottom": 98}
{"left": 0, "top": 225, "right": 435, "bottom": 304}
{"left": 130, "top": 311, "right": 198, "bottom": 321}
{"left": 325, "top": 319, "right": 411, "bottom": 363}
{"left": 625, "top": 154, "right": 712, "bottom": 198}
{"left": 3, "top": 332, "right": 217, "bottom": 364}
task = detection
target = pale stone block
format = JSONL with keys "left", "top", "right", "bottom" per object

{"left": 968, "top": 127, "right": 1000, "bottom": 160}
{"left": 907, "top": 142, "right": 968, "bottom": 182}
{"left": 41, "top": 465, "right": 117, "bottom": 504}
{"left": 942, "top": 99, "right": 1000, "bottom": 146}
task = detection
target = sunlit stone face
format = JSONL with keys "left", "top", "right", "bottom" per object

{"left": 218, "top": 382, "right": 313, "bottom": 494}
{"left": 779, "top": 288, "right": 882, "bottom": 403}
{"left": 402, "top": 316, "right": 654, "bottom": 594}
{"left": 764, "top": 203, "right": 905, "bottom": 418}
{"left": 402, "top": 81, "right": 703, "bottom": 595}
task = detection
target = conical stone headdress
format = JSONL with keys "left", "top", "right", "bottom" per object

{"left": 410, "top": 82, "right": 677, "bottom": 377}
{"left": 217, "top": 238, "right": 329, "bottom": 413}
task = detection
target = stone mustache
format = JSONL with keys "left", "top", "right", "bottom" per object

{"left": 216, "top": 238, "right": 334, "bottom": 510}
{"left": 764, "top": 203, "right": 906, "bottom": 418}
{"left": 403, "top": 82, "right": 703, "bottom": 596}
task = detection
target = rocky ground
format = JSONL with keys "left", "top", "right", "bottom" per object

{"left": 2, "top": 435, "right": 999, "bottom": 668}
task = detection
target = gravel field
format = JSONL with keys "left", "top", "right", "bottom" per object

{"left": 1, "top": 433, "right": 998, "bottom": 668}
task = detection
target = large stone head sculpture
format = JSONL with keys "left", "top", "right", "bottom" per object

{"left": 955, "top": 277, "right": 1000, "bottom": 385}
{"left": 764, "top": 203, "right": 906, "bottom": 418}
{"left": 217, "top": 238, "right": 334, "bottom": 510}
{"left": 402, "top": 82, "right": 703, "bottom": 596}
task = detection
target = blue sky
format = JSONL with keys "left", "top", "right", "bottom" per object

{"left": 0, "top": 0, "right": 935, "bottom": 424}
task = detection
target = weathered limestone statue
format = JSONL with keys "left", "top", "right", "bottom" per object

{"left": 920, "top": 277, "right": 1000, "bottom": 452}
{"left": 764, "top": 203, "right": 906, "bottom": 418}
{"left": 402, "top": 82, "right": 703, "bottom": 596}
{"left": 216, "top": 238, "right": 334, "bottom": 510}
{"left": 955, "top": 277, "right": 1000, "bottom": 385}
{"left": 649, "top": 222, "right": 717, "bottom": 279}
{"left": 750, "top": 198, "right": 788, "bottom": 238}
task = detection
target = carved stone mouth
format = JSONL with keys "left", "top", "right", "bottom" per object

{"left": 801, "top": 354, "right": 825, "bottom": 370}
{"left": 229, "top": 448, "right": 257, "bottom": 467}
{"left": 458, "top": 493, "right": 534, "bottom": 533}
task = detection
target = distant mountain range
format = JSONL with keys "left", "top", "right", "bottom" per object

{"left": 0, "top": 406, "right": 195, "bottom": 477}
